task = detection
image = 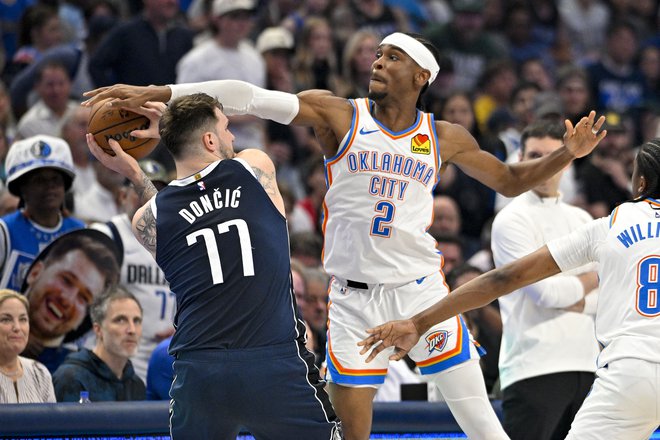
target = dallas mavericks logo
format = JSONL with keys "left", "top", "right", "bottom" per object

{"left": 30, "top": 140, "right": 52, "bottom": 158}
{"left": 425, "top": 330, "right": 450, "bottom": 354}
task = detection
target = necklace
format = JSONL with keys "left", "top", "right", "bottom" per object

{"left": 0, "top": 363, "right": 21, "bottom": 377}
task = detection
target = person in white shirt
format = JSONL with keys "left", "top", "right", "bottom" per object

{"left": 490, "top": 120, "right": 599, "bottom": 440}
{"left": 359, "top": 137, "right": 660, "bottom": 440}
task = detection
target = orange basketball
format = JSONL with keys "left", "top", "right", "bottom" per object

{"left": 88, "top": 99, "right": 160, "bottom": 160}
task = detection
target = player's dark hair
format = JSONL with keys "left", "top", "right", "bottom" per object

{"left": 90, "top": 285, "right": 141, "bottom": 325}
{"left": 403, "top": 32, "right": 440, "bottom": 111}
{"left": 520, "top": 120, "right": 565, "bottom": 154}
{"left": 160, "top": 93, "right": 224, "bottom": 159}
{"left": 43, "top": 233, "right": 120, "bottom": 291}
{"left": 634, "top": 138, "right": 660, "bottom": 200}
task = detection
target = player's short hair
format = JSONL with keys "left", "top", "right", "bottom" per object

{"left": 520, "top": 120, "right": 565, "bottom": 154}
{"left": 90, "top": 286, "right": 142, "bottom": 325}
{"left": 160, "top": 93, "right": 224, "bottom": 159}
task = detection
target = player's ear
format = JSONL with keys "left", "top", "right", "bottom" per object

{"left": 638, "top": 175, "right": 646, "bottom": 194}
{"left": 415, "top": 69, "right": 431, "bottom": 87}
{"left": 201, "top": 132, "right": 215, "bottom": 152}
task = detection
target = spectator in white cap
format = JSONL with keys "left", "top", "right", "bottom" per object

{"left": 0, "top": 135, "right": 84, "bottom": 291}
{"left": 257, "top": 26, "right": 295, "bottom": 93}
{"left": 176, "top": 0, "right": 265, "bottom": 151}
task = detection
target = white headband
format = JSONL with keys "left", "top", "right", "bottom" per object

{"left": 380, "top": 33, "right": 440, "bottom": 84}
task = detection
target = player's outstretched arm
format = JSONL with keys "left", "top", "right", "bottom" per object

{"left": 444, "top": 111, "right": 607, "bottom": 197}
{"left": 83, "top": 84, "right": 172, "bottom": 108}
{"left": 358, "top": 245, "right": 562, "bottom": 362}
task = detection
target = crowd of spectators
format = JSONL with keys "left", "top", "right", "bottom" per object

{"left": 0, "top": 0, "right": 657, "bottom": 406}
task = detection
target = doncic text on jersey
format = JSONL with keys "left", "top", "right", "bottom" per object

{"left": 178, "top": 186, "right": 242, "bottom": 225}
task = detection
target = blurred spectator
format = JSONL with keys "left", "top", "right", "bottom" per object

{"left": 73, "top": 157, "right": 124, "bottom": 223}
{"left": 339, "top": 30, "right": 380, "bottom": 99}
{"left": 435, "top": 232, "right": 464, "bottom": 275}
{"left": 518, "top": 57, "right": 554, "bottom": 91}
{"left": 290, "top": 258, "right": 316, "bottom": 355}
{"left": 289, "top": 154, "right": 327, "bottom": 234}
{"left": 60, "top": 106, "right": 95, "bottom": 198}
{"left": 0, "top": 81, "right": 17, "bottom": 142}
{"left": 177, "top": 0, "right": 265, "bottom": 151}
{"left": 21, "top": 230, "right": 120, "bottom": 373}
{"left": 424, "top": 0, "right": 507, "bottom": 91}
{"left": 474, "top": 60, "right": 518, "bottom": 134}
{"left": 0, "top": 185, "right": 19, "bottom": 217}
{"left": 556, "top": 65, "right": 593, "bottom": 127}
{"left": 637, "top": 44, "right": 660, "bottom": 110}
{"left": 292, "top": 16, "right": 341, "bottom": 94}
{"left": 298, "top": 265, "right": 329, "bottom": 365}
{"left": 446, "top": 264, "right": 501, "bottom": 396}
{"left": 504, "top": 81, "right": 542, "bottom": 155}
{"left": 557, "top": 0, "right": 609, "bottom": 64}
{"left": 15, "top": 60, "right": 79, "bottom": 139}
{"left": 0, "top": 289, "right": 56, "bottom": 403}
{"left": 91, "top": 160, "right": 173, "bottom": 381}
{"left": 502, "top": 3, "right": 549, "bottom": 65}
{"left": 0, "top": 135, "right": 83, "bottom": 292}
{"left": 586, "top": 20, "right": 646, "bottom": 114}
{"left": 289, "top": 231, "right": 323, "bottom": 268}
{"left": 145, "top": 335, "right": 173, "bottom": 400}
{"left": 89, "top": 0, "right": 194, "bottom": 87}
{"left": 0, "top": 122, "right": 12, "bottom": 182}
{"left": 346, "top": 0, "right": 410, "bottom": 38}
{"left": 53, "top": 287, "right": 146, "bottom": 401}
{"left": 435, "top": 91, "right": 502, "bottom": 255}
{"left": 491, "top": 120, "right": 599, "bottom": 440}
{"left": 4, "top": 5, "right": 63, "bottom": 84}
{"left": 281, "top": 0, "right": 332, "bottom": 36}
{"left": 257, "top": 26, "right": 295, "bottom": 93}
{"left": 577, "top": 111, "right": 634, "bottom": 219}
{"left": 428, "top": 194, "right": 461, "bottom": 239}
{"left": 9, "top": 14, "right": 118, "bottom": 119}
{"left": 0, "top": 0, "right": 35, "bottom": 63}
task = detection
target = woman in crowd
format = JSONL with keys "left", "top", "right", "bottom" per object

{"left": 0, "top": 289, "right": 55, "bottom": 403}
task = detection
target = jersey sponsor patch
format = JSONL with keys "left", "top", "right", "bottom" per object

{"left": 425, "top": 330, "right": 450, "bottom": 354}
{"left": 411, "top": 133, "right": 430, "bottom": 155}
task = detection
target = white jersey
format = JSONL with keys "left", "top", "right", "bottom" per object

{"left": 548, "top": 198, "right": 660, "bottom": 368}
{"left": 92, "top": 214, "right": 175, "bottom": 380}
{"left": 323, "top": 98, "right": 442, "bottom": 283}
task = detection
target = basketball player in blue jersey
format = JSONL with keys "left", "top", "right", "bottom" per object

{"left": 84, "top": 32, "right": 606, "bottom": 440}
{"left": 359, "top": 138, "right": 660, "bottom": 440}
{"left": 85, "top": 94, "right": 341, "bottom": 440}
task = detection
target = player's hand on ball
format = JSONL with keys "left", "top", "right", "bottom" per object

{"left": 83, "top": 84, "right": 171, "bottom": 109}
{"left": 86, "top": 133, "right": 142, "bottom": 183}
{"left": 357, "top": 319, "right": 421, "bottom": 362}
{"left": 127, "top": 101, "right": 166, "bottom": 140}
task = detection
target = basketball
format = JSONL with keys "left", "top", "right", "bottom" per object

{"left": 88, "top": 99, "right": 160, "bottom": 160}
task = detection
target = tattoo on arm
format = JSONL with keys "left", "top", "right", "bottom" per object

{"left": 251, "top": 166, "right": 278, "bottom": 198}
{"left": 135, "top": 206, "right": 157, "bottom": 255}
{"left": 135, "top": 173, "right": 158, "bottom": 205}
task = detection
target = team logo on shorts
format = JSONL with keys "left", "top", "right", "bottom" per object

{"left": 411, "top": 133, "right": 431, "bottom": 155}
{"left": 425, "top": 330, "right": 450, "bottom": 354}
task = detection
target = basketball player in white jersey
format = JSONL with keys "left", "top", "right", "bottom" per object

{"left": 360, "top": 138, "right": 660, "bottom": 440}
{"left": 83, "top": 32, "right": 606, "bottom": 440}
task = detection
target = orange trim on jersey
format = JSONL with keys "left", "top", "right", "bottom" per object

{"left": 326, "top": 102, "right": 360, "bottom": 170}
{"left": 321, "top": 201, "right": 329, "bottom": 261}
{"left": 645, "top": 198, "right": 660, "bottom": 208}
{"left": 326, "top": 319, "right": 388, "bottom": 376}
{"left": 369, "top": 99, "right": 425, "bottom": 140}
{"left": 415, "top": 315, "right": 464, "bottom": 367}
{"left": 609, "top": 206, "right": 621, "bottom": 228}
{"left": 427, "top": 115, "right": 440, "bottom": 176}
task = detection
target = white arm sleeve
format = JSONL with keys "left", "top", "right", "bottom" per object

{"left": 168, "top": 80, "right": 300, "bottom": 125}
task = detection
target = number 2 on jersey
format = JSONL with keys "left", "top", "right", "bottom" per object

{"left": 636, "top": 255, "right": 660, "bottom": 317}
{"left": 186, "top": 219, "right": 255, "bottom": 284}
{"left": 371, "top": 200, "right": 395, "bottom": 237}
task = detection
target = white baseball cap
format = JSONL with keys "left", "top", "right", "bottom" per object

{"left": 256, "top": 26, "right": 294, "bottom": 53}
{"left": 5, "top": 135, "right": 75, "bottom": 196}
{"left": 212, "top": 0, "right": 255, "bottom": 17}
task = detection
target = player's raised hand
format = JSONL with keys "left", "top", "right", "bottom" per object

{"left": 82, "top": 84, "right": 172, "bottom": 109}
{"left": 86, "top": 133, "right": 142, "bottom": 182}
{"left": 358, "top": 319, "right": 421, "bottom": 362}
{"left": 563, "top": 110, "right": 607, "bottom": 158}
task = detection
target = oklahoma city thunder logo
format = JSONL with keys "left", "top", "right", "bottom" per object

{"left": 425, "top": 330, "right": 450, "bottom": 354}
{"left": 411, "top": 133, "right": 430, "bottom": 155}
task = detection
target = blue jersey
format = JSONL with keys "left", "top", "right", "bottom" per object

{"left": 153, "top": 158, "right": 299, "bottom": 355}
{"left": 0, "top": 211, "right": 85, "bottom": 291}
